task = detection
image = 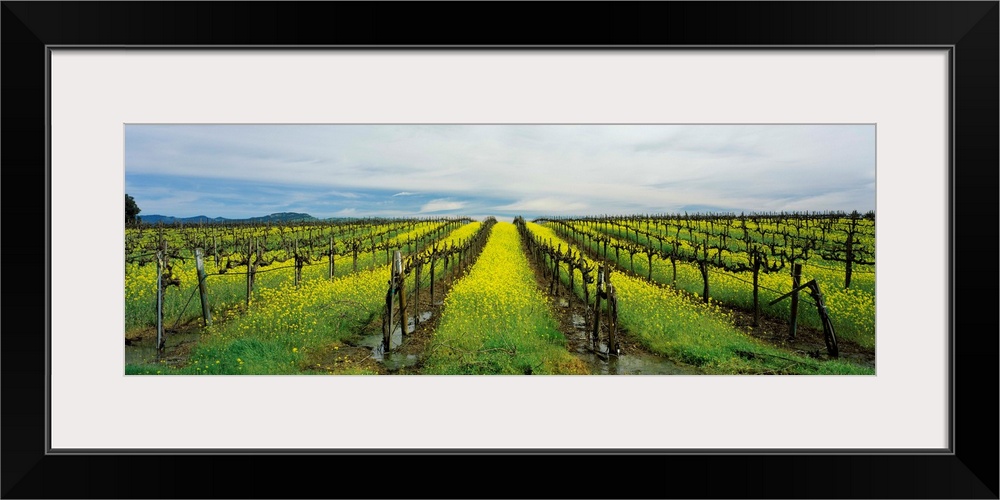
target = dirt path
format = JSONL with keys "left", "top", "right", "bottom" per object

{"left": 518, "top": 232, "right": 703, "bottom": 375}
{"left": 305, "top": 249, "right": 482, "bottom": 375}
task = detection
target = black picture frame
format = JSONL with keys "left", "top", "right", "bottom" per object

{"left": 3, "top": 2, "right": 997, "bottom": 498}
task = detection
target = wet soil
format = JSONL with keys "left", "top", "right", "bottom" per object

{"left": 124, "top": 319, "right": 206, "bottom": 368}
{"left": 304, "top": 260, "right": 472, "bottom": 375}
{"left": 520, "top": 237, "right": 703, "bottom": 375}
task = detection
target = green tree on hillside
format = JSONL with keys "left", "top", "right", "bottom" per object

{"left": 125, "top": 194, "right": 141, "bottom": 224}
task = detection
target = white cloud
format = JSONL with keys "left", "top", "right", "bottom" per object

{"left": 494, "top": 198, "right": 589, "bottom": 214}
{"left": 419, "top": 199, "right": 466, "bottom": 213}
{"left": 126, "top": 124, "right": 876, "bottom": 217}
{"left": 329, "top": 191, "right": 360, "bottom": 199}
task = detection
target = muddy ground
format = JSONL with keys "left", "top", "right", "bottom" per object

{"left": 124, "top": 319, "right": 207, "bottom": 368}
{"left": 302, "top": 256, "right": 474, "bottom": 375}
{"left": 519, "top": 237, "right": 704, "bottom": 374}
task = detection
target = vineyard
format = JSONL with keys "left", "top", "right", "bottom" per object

{"left": 124, "top": 212, "right": 875, "bottom": 375}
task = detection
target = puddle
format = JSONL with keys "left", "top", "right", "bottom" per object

{"left": 383, "top": 353, "right": 421, "bottom": 372}
{"left": 365, "top": 311, "right": 433, "bottom": 363}
{"left": 567, "top": 313, "right": 702, "bottom": 375}
{"left": 125, "top": 331, "right": 202, "bottom": 368}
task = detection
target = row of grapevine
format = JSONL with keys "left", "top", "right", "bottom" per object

{"left": 125, "top": 218, "right": 479, "bottom": 346}
{"left": 517, "top": 219, "right": 871, "bottom": 374}
{"left": 535, "top": 215, "right": 875, "bottom": 349}
{"left": 548, "top": 211, "right": 874, "bottom": 289}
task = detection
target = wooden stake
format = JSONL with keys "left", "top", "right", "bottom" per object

{"left": 399, "top": 266, "right": 407, "bottom": 336}
{"left": 195, "top": 248, "right": 212, "bottom": 327}
{"left": 752, "top": 252, "right": 761, "bottom": 327}
{"left": 592, "top": 264, "right": 604, "bottom": 351}
{"left": 607, "top": 284, "right": 617, "bottom": 356}
{"left": 414, "top": 258, "right": 421, "bottom": 327}
{"left": 246, "top": 238, "right": 253, "bottom": 308}
{"left": 700, "top": 261, "right": 710, "bottom": 304}
{"left": 789, "top": 263, "right": 802, "bottom": 339}
{"left": 294, "top": 236, "right": 301, "bottom": 287}
{"left": 329, "top": 236, "right": 335, "bottom": 280}
{"left": 155, "top": 251, "right": 164, "bottom": 356}
{"left": 391, "top": 251, "right": 405, "bottom": 336}
{"left": 430, "top": 255, "right": 436, "bottom": 304}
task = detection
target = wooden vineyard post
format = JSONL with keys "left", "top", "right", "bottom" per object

{"left": 429, "top": 254, "right": 436, "bottom": 304}
{"left": 752, "top": 251, "right": 761, "bottom": 327}
{"left": 293, "top": 236, "right": 301, "bottom": 287}
{"left": 592, "top": 264, "right": 604, "bottom": 352}
{"left": 607, "top": 280, "right": 618, "bottom": 357}
{"left": 550, "top": 246, "right": 560, "bottom": 296}
{"left": 195, "top": 248, "right": 212, "bottom": 327}
{"left": 155, "top": 250, "right": 164, "bottom": 358}
{"left": 329, "top": 236, "right": 335, "bottom": 280}
{"left": 807, "top": 281, "right": 839, "bottom": 357}
{"left": 788, "top": 263, "right": 802, "bottom": 339}
{"left": 384, "top": 251, "right": 404, "bottom": 352}
{"left": 844, "top": 228, "right": 855, "bottom": 289}
{"left": 246, "top": 238, "right": 253, "bottom": 308}
{"left": 698, "top": 239, "right": 710, "bottom": 304}
{"left": 567, "top": 253, "right": 575, "bottom": 296}
{"left": 414, "top": 257, "right": 422, "bottom": 327}
{"left": 398, "top": 253, "right": 407, "bottom": 336}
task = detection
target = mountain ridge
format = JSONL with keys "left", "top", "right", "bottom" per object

{"left": 138, "top": 212, "right": 319, "bottom": 225}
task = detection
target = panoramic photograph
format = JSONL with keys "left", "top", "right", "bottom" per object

{"left": 124, "top": 124, "right": 876, "bottom": 375}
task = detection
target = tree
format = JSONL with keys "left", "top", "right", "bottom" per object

{"left": 125, "top": 193, "right": 141, "bottom": 224}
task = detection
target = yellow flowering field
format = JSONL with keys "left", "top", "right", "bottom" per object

{"left": 526, "top": 222, "right": 873, "bottom": 374}
{"left": 544, "top": 221, "right": 875, "bottom": 349}
{"left": 126, "top": 221, "right": 484, "bottom": 375}
{"left": 130, "top": 266, "right": 387, "bottom": 374}
{"left": 124, "top": 220, "right": 456, "bottom": 334}
{"left": 423, "top": 222, "right": 588, "bottom": 374}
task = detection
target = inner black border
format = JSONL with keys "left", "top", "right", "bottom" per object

{"left": 3, "top": 2, "right": 997, "bottom": 499}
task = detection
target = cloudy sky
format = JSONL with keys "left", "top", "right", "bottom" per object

{"left": 124, "top": 124, "right": 875, "bottom": 222}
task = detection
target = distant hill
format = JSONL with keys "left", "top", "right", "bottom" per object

{"left": 139, "top": 212, "right": 318, "bottom": 225}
